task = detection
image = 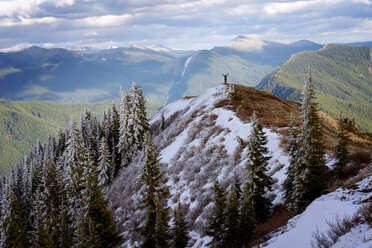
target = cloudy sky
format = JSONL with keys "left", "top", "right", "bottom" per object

{"left": 0, "top": 0, "right": 371, "bottom": 51}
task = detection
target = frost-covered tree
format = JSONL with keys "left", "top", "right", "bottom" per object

{"left": 290, "top": 72, "right": 327, "bottom": 211}
{"left": 283, "top": 115, "right": 299, "bottom": 207}
{"left": 127, "top": 83, "right": 149, "bottom": 160}
{"left": 97, "top": 137, "right": 112, "bottom": 194}
{"left": 82, "top": 149, "right": 121, "bottom": 247}
{"left": 63, "top": 117, "right": 87, "bottom": 238}
{"left": 172, "top": 202, "right": 189, "bottom": 248}
{"left": 334, "top": 115, "right": 350, "bottom": 179}
{"left": 206, "top": 180, "right": 227, "bottom": 247}
{"left": 1, "top": 180, "right": 28, "bottom": 248}
{"left": 155, "top": 198, "right": 171, "bottom": 248}
{"left": 239, "top": 183, "right": 255, "bottom": 246}
{"left": 246, "top": 111, "right": 273, "bottom": 223}
{"left": 138, "top": 136, "right": 170, "bottom": 248}
{"left": 31, "top": 188, "right": 52, "bottom": 248}
{"left": 224, "top": 180, "right": 240, "bottom": 247}
{"left": 43, "top": 154, "right": 71, "bottom": 247}
{"left": 117, "top": 89, "right": 131, "bottom": 170}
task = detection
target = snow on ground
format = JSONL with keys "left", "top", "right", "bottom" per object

{"left": 262, "top": 176, "right": 372, "bottom": 248}
{"left": 331, "top": 224, "right": 372, "bottom": 248}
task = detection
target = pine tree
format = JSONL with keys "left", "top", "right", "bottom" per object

{"left": 31, "top": 189, "right": 52, "bottom": 248}
{"left": 172, "top": 201, "right": 189, "bottom": 248}
{"left": 290, "top": 72, "right": 327, "bottom": 211}
{"left": 43, "top": 154, "right": 72, "bottom": 247}
{"left": 109, "top": 103, "right": 120, "bottom": 176}
{"left": 117, "top": 89, "right": 131, "bottom": 169}
{"left": 82, "top": 150, "right": 121, "bottom": 247}
{"left": 127, "top": 83, "right": 149, "bottom": 160}
{"left": 155, "top": 198, "right": 171, "bottom": 248}
{"left": 97, "top": 137, "right": 113, "bottom": 194}
{"left": 238, "top": 183, "right": 256, "bottom": 246}
{"left": 1, "top": 180, "right": 28, "bottom": 248}
{"left": 224, "top": 180, "right": 240, "bottom": 247}
{"left": 206, "top": 180, "right": 227, "bottom": 248}
{"left": 246, "top": 111, "right": 273, "bottom": 223}
{"left": 138, "top": 136, "right": 170, "bottom": 248}
{"left": 283, "top": 115, "right": 299, "bottom": 207}
{"left": 334, "top": 115, "right": 350, "bottom": 179}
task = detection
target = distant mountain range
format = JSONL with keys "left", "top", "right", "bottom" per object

{"left": 0, "top": 36, "right": 324, "bottom": 104}
{"left": 257, "top": 43, "right": 372, "bottom": 132}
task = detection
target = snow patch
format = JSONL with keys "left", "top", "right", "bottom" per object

{"left": 181, "top": 55, "right": 193, "bottom": 77}
{"left": 225, "top": 35, "right": 267, "bottom": 52}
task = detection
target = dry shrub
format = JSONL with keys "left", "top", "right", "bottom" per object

{"left": 279, "top": 136, "right": 289, "bottom": 151}
{"left": 250, "top": 204, "right": 295, "bottom": 246}
{"left": 311, "top": 202, "right": 372, "bottom": 248}
{"left": 342, "top": 167, "right": 371, "bottom": 189}
{"left": 350, "top": 151, "right": 371, "bottom": 167}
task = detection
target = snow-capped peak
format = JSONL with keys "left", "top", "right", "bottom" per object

{"left": 225, "top": 35, "right": 268, "bottom": 52}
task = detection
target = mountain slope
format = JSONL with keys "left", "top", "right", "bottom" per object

{"left": 108, "top": 83, "right": 372, "bottom": 247}
{"left": 0, "top": 37, "right": 323, "bottom": 104}
{"left": 0, "top": 100, "right": 162, "bottom": 175}
{"left": 166, "top": 37, "right": 322, "bottom": 103}
{"left": 257, "top": 44, "right": 372, "bottom": 132}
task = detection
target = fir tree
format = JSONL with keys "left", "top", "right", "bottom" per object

{"left": 82, "top": 150, "right": 121, "bottom": 247}
{"left": 283, "top": 115, "right": 299, "bottom": 207}
{"left": 238, "top": 183, "right": 256, "bottom": 246}
{"left": 97, "top": 137, "right": 113, "bottom": 194}
{"left": 172, "top": 202, "right": 190, "bottom": 248}
{"left": 138, "top": 136, "right": 170, "bottom": 248}
{"left": 127, "top": 83, "right": 149, "bottom": 160}
{"left": 334, "top": 115, "right": 350, "bottom": 179}
{"left": 155, "top": 198, "right": 171, "bottom": 248}
{"left": 246, "top": 111, "right": 273, "bottom": 223}
{"left": 31, "top": 189, "right": 52, "bottom": 248}
{"left": 290, "top": 72, "right": 327, "bottom": 211}
{"left": 117, "top": 89, "right": 131, "bottom": 170}
{"left": 1, "top": 181, "right": 28, "bottom": 248}
{"left": 206, "top": 180, "right": 227, "bottom": 248}
{"left": 224, "top": 180, "right": 240, "bottom": 247}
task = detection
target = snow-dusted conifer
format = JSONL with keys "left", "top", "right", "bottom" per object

{"left": 97, "top": 137, "right": 112, "bottom": 194}
{"left": 127, "top": 82, "right": 149, "bottom": 160}
{"left": 117, "top": 89, "right": 131, "bottom": 169}
{"left": 155, "top": 198, "right": 171, "bottom": 248}
{"left": 291, "top": 72, "right": 327, "bottom": 211}
{"left": 31, "top": 188, "right": 52, "bottom": 248}
{"left": 239, "top": 183, "right": 255, "bottom": 245}
{"left": 1, "top": 179, "right": 28, "bottom": 247}
{"left": 206, "top": 180, "right": 227, "bottom": 247}
{"left": 82, "top": 148, "right": 121, "bottom": 247}
{"left": 138, "top": 136, "right": 170, "bottom": 248}
{"left": 224, "top": 180, "right": 240, "bottom": 247}
{"left": 334, "top": 115, "right": 350, "bottom": 178}
{"left": 172, "top": 201, "right": 189, "bottom": 248}
{"left": 283, "top": 115, "right": 299, "bottom": 207}
{"left": 245, "top": 111, "right": 273, "bottom": 223}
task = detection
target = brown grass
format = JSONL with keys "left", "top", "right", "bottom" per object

{"left": 213, "top": 84, "right": 372, "bottom": 156}
{"left": 249, "top": 204, "right": 296, "bottom": 247}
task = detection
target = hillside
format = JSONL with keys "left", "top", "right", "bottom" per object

{"left": 108, "top": 84, "right": 372, "bottom": 247}
{"left": 0, "top": 99, "right": 162, "bottom": 175}
{"left": 0, "top": 37, "right": 322, "bottom": 104}
{"left": 257, "top": 44, "right": 372, "bottom": 132}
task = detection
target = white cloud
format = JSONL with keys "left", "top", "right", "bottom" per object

{"left": 0, "top": 16, "right": 58, "bottom": 27}
{"left": 263, "top": 1, "right": 320, "bottom": 15}
{"left": 75, "top": 14, "right": 133, "bottom": 27}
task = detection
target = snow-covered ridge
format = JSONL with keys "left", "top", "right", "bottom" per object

{"left": 225, "top": 35, "right": 268, "bottom": 52}
{"left": 262, "top": 175, "right": 372, "bottom": 248}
